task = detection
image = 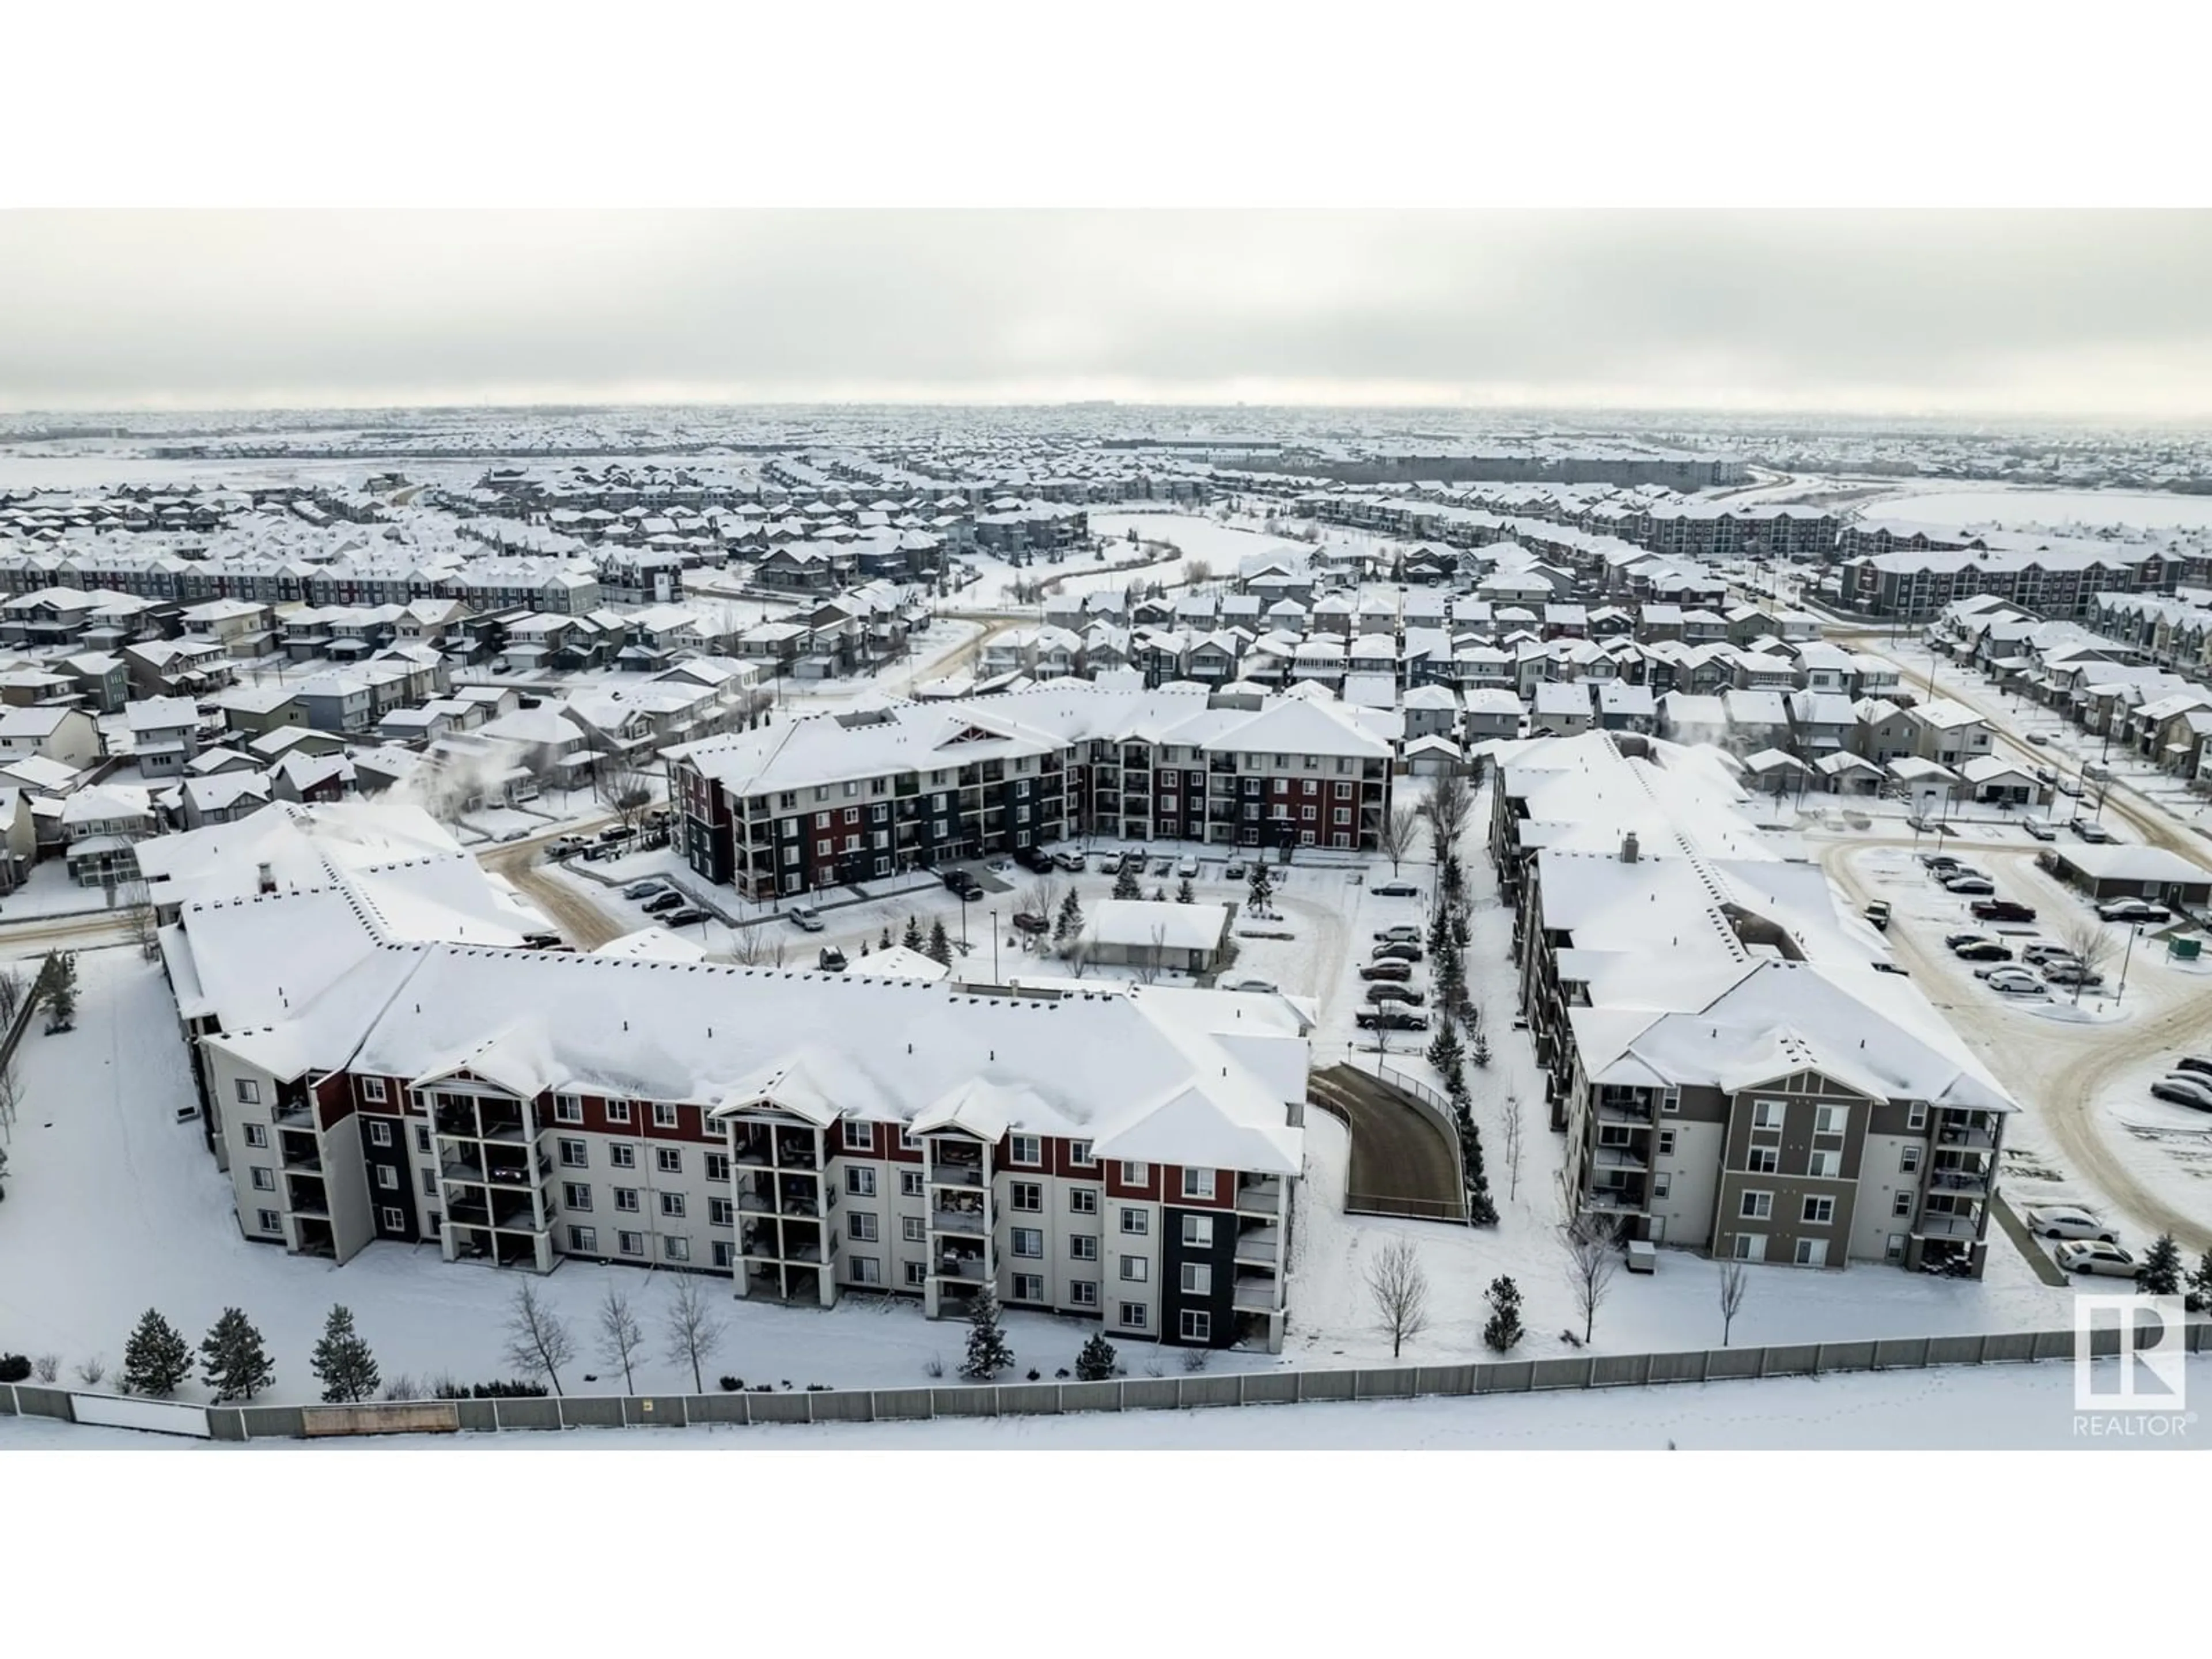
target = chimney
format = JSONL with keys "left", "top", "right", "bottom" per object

{"left": 256, "top": 861, "right": 276, "bottom": 895}
{"left": 1619, "top": 832, "right": 1639, "bottom": 864}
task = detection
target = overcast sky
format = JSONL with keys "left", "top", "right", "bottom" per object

{"left": 3, "top": 210, "right": 2210, "bottom": 418}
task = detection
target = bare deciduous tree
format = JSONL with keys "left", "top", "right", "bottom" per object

{"left": 1718, "top": 1259, "right": 1750, "bottom": 1347}
{"left": 1560, "top": 1213, "right": 1622, "bottom": 1345}
{"left": 1378, "top": 805, "right": 1420, "bottom": 878}
{"left": 0, "top": 964, "right": 26, "bottom": 1030}
{"left": 501, "top": 1281, "right": 576, "bottom": 1397}
{"left": 601, "top": 761, "right": 657, "bottom": 833}
{"left": 1019, "top": 876, "right": 1063, "bottom": 923}
{"left": 74, "top": 1355, "right": 107, "bottom": 1387}
{"left": 2054, "top": 916, "right": 2119, "bottom": 1005}
{"left": 1502, "top": 1093, "right": 1525, "bottom": 1202}
{"left": 1365, "top": 1237, "right": 1431, "bottom": 1359}
{"left": 1133, "top": 924, "right": 1168, "bottom": 986}
{"left": 662, "top": 1272, "right": 726, "bottom": 1393}
{"left": 596, "top": 1281, "right": 646, "bottom": 1393}
{"left": 118, "top": 878, "right": 161, "bottom": 961}
{"left": 1419, "top": 772, "right": 1475, "bottom": 860}
{"left": 1062, "top": 937, "right": 1092, "bottom": 979}
{"left": 729, "top": 927, "right": 787, "bottom": 969}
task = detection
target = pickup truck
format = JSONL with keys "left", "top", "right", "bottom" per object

{"left": 1863, "top": 900, "right": 1891, "bottom": 931}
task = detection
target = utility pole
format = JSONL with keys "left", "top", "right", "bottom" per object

{"left": 2116, "top": 919, "right": 2143, "bottom": 1005}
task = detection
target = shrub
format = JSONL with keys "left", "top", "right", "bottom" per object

{"left": 0, "top": 1354, "right": 31, "bottom": 1384}
{"left": 33, "top": 1354, "right": 59, "bottom": 1383}
{"left": 1180, "top": 1346, "right": 1210, "bottom": 1374}
{"left": 718, "top": 1376, "right": 743, "bottom": 1392}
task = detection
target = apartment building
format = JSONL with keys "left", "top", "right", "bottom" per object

{"left": 1836, "top": 521, "right": 2181, "bottom": 621}
{"left": 1488, "top": 730, "right": 2014, "bottom": 1277}
{"left": 668, "top": 684, "right": 1395, "bottom": 900}
{"left": 157, "top": 815, "right": 1308, "bottom": 1350}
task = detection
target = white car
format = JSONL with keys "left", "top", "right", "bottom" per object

{"left": 1176, "top": 856, "right": 1199, "bottom": 878}
{"left": 2055, "top": 1240, "right": 2142, "bottom": 1279}
{"left": 1976, "top": 967, "right": 2047, "bottom": 997}
{"left": 1374, "top": 924, "right": 1423, "bottom": 944}
{"left": 1217, "top": 976, "right": 1278, "bottom": 994}
{"left": 2023, "top": 1206, "right": 2119, "bottom": 1244}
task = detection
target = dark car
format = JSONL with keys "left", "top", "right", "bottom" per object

{"left": 2150, "top": 1075, "right": 2212, "bottom": 1112}
{"left": 1952, "top": 940, "right": 2013, "bottom": 962}
{"left": 817, "top": 947, "right": 847, "bottom": 972}
{"left": 1372, "top": 942, "right": 1424, "bottom": 964}
{"left": 641, "top": 891, "right": 687, "bottom": 914}
{"left": 1356, "top": 1008, "right": 1430, "bottom": 1032}
{"left": 1015, "top": 845, "right": 1055, "bottom": 874}
{"left": 661, "top": 907, "right": 708, "bottom": 926}
{"left": 2172, "top": 1055, "right": 2212, "bottom": 1080}
{"left": 1969, "top": 899, "right": 2037, "bottom": 923}
{"left": 1358, "top": 960, "right": 1414, "bottom": 982}
{"left": 1010, "top": 912, "right": 1051, "bottom": 934}
{"left": 941, "top": 869, "right": 983, "bottom": 899}
{"left": 1365, "top": 983, "right": 1427, "bottom": 1006}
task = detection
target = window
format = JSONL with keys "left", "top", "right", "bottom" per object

{"left": 660, "top": 1191, "right": 686, "bottom": 1218}
{"left": 1892, "top": 1190, "right": 1915, "bottom": 1218}
{"left": 618, "top": 1231, "right": 645, "bottom": 1257}
{"left": 256, "top": 1209, "right": 282, "bottom": 1233}
{"left": 1070, "top": 1280, "right": 1099, "bottom": 1307}
{"left": 1884, "top": 1233, "right": 1907, "bottom": 1260}
{"left": 1181, "top": 1214, "right": 1214, "bottom": 1249}
{"left": 415, "top": 1126, "right": 431, "bottom": 1154}
{"left": 1012, "top": 1272, "right": 1046, "bottom": 1302}
{"left": 903, "top": 1261, "right": 927, "bottom": 1288}
{"left": 899, "top": 1170, "right": 925, "bottom": 1198}
{"left": 234, "top": 1078, "right": 261, "bottom": 1105}
{"left": 250, "top": 1166, "right": 274, "bottom": 1191}
{"left": 1120, "top": 1160, "right": 1149, "bottom": 1185}
{"left": 1180, "top": 1310, "right": 1211, "bottom": 1343}
{"left": 711, "top": 1241, "right": 734, "bottom": 1270}
{"left": 1907, "top": 1101, "right": 1929, "bottom": 1131}
{"left": 1732, "top": 1233, "right": 1767, "bottom": 1262}
{"left": 706, "top": 1152, "right": 730, "bottom": 1182}
{"left": 1747, "top": 1146, "right": 1779, "bottom": 1175}
{"left": 1739, "top": 1190, "right": 1772, "bottom": 1220}
{"left": 559, "top": 1138, "right": 588, "bottom": 1168}
{"left": 1794, "top": 1238, "right": 1829, "bottom": 1268}
{"left": 1752, "top": 1099, "right": 1784, "bottom": 1130}
{"left": 1120, "top": 1255, "right": 1149, "bottom": 1282}
{"left": 1802, "top": 1195, "right": 1835, "bottom": 1225}
{"left": 243, "top": 1123, "right": 268, "bottom": 1149}
{"left": 990, "top": 1226, "right": 1036, "bottom": 1259}
{"left": 653, "top": 1102, "right": 679, "bottom": 1130}
{"left": 1899, "top": 1145, "right": 1922, "bottom": 1174}
{"left": 1069, "top": 1139, "right": 1094, "bottom": 1167}
{"left": 847, "top": 1165, "right": 877, "bottom": 1198}
{"left": 1656, "top": 1128, "right": 1676, "bottom": 1157}
{"left": 1180, "top": 1262, "right": 1213, "bottom": 1296}
{"left": 615, "top": 1187, "right": 640, "bottom": 1213}
{"left": 375, "top": 1165, "right": 399, "bottom": 1191}
{"left": 664, "top": 1236, "right": 691, "bottom": 1264}
{"left": 606, "top": 1099, "right": 632, "bottom": 1124}
{"left": 1119, "top": 1207, "right": 1147, "bottom": 1236}
{"left": 1119, "top": 1302, "right": 1149, "bottom": 1330}
{"left": 709, "top": 1196, "right": 735, "bottom": 1227}
{"left": 609, "top": 1143, "right": 636, "bottom": 1169}
{"left": 1653, "top": 1172, "right": 1672, "bottom": 1199}
{"left": 901, "top": 1216, "right": 926, "bottom": 1243}
{"left": 422, "top": 1169, "right": 438, "bottom": 1196}
{"left": 1660, "top": 1087, "right": 1680, "bottom": 1114}
{"left": 1069, "top": 1187, "right": 1098, "bottom": 1215}
{"left": 1010, "top": 1181, "right": 1041, "bottom": 1212}
{"left": 361, "top": 1077, "right": 388, "bottom": 1104}
{"left": 365, "top": 1119, "right": 392, "bottom": 1147}
{"left": 1181, "top": 1168, "right": 1215, "bottom": 1200}
{"left": 1813, "top": 1105, "right": 1847, "bottom": 1136}
{"left": 1010, "top": 1134, "right": 1041, "bottom": 1166}
{"left": 843, "top": 1120, "right": 873, "bottom": 1152}
{"left": 655, "top": 1147, "right": 681, "bottom": 1176}
{"left": 554, "top": 1093, "right": 582, "bottom": 1123}
{"left": 900, "top": 1127, "right": 923, "bottom": 1152}
{"left": 1070, "top": 1234, "right": 1099, "bottom": 1261}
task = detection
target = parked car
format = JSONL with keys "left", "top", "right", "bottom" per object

{"left": 1372, "top": 941, "right": 1424, "bottom": 963}
{"left": 2096, "top": 897, "right": 2171, "bottom": 923}
{"left": 1944, "top": 930, "right": 1997, "bottom": 951}
{"left": 2023, "top": 1206, "right": 2119, "bottom": 1243}
{"left": 1371, "top": 880, "right": 1421, "bottom": 899}
{"left": 1016, "top": 845, "right": 1056, "bottom": 875}
{"left": 1224, "top": 859, "right": 1247, "bottom": 881}
{"left": 1217, "top": 976, "right": 1278, "bottom": 994}
{"left": 1942, "top": 875, "right": 1996, "bottom": 896}
{"left": 1863, "top": 900, "right": 1892, "bottom": 931}
{"left": 2171, "top": 1055, "right": 2212, "bottom": 1080}
{"left": 1969, "top": 899, "right": 2037, "bottom": 923}
{"left": 941, "top": 869, "right": 983, "bottom": 899}
{"left": 2041, "top": 961, "right": 2105, "bottom": 990}
{"left": 2070, "top": 819, "right": 2115, "bottom": 843}
{"left": 2055, "top": 1240, "right": 2142, "bottom": 1278}
{"left": 1359, "top": 961, "right": 1415, "bottom": 983}
{"left": 1176, "top": 856, "right": 1199, "bottom": 878}
{"left": 1374, "top": 924, "right": 1423, "bottom": 943}
{"left": 2027, "top": 732, "right": 2051, "bottom": 747}
{"left": 2021, "top": 941, "right": 2082, "bottom": 967}
{"left": 552, "top": 835, "right": 588, "bottom": 856}
{"left": 817, "top": 946, "right": 848, "bottom": 972}
{"left": 1872, "top": 961, "right": 1910, "bottom": 976}
{"left": 597, "top": 825, "right": 635, "bottom": 844}
{"left": 661, "top": 907, "right": 707, "bottom": 926}
{"left": 2150, "top": 1074, "right": 2212, "bottom": 1112}
{"left": 1053, "top": 851, "right": 1086, "bottom": 873}
{"left": 984, "top": 857, "right": 1013, "bottom": 874}
{"left": 1975, "top": 966, "right": 2047, "bottom": 996}
{"left": 1951, "top": 940, "right": 2013, "bottom": 962}
{"left": 2055, "top": 774, "right": 2082, "bottom": 795}
{"left": 787, "top": 906, "right": 825, "bottom": 932}
{"left": 641, "top": 891, "right": 686, "bottom": 915}
{"left": 2022, "top": 819, "right": 2058, "bottom": 841}
{"left": 622, "top": 881, "right": 666, "bottom": 901}
{"left": 1365, "top": 983, "right": 1427, "bottom": 1007}
{"left": 1010, "top": 912, "right": 1051, "bottom": 934}
{"left": 1356, "top": 1007, "right": 1430, "bottom": 1032}
{"left": 1918, "top": 853, "right": 1960, "bottom": 870}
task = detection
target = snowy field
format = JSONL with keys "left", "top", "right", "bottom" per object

{"left": 6, "top": 1353, "right": 2202, "bottom": 1452}
{"left": 1853, "top": 480, "right": 2212, "bottom": 533}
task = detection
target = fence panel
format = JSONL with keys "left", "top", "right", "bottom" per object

{"left": 1647, "top": 1350, "right": 1707, "bottom": 1385}
{"left": 1815, "top": 1341, "right": 1877, "bottom": 1375}
{"left": 870, "top": 1387, "right": 938, "bottom": 1421}
{"left": 302, "top": 1403, "right": 460, "bottom": 1437}
{"left": 995, "top": 1383, "right": 1062, "bottom": 1416}
{"left": 1925, "top": 1334, "right": 1985, "bottom": 1366}
{"left": 1177, "top": 1374, "right": 1243, "bottom": 1410}
{"left": 0, "top": 1384, "right": 14, "bottom": 1418}
{"left": 619, "top": 1396, "right": 689, "bottom": 1428}
{"left": 456, "top": 1399, "right": 499, "bottom": 1433}
{"left": 70, "top": 1391, "right": 210, "bottom": 1438}
{"left": 1872, "top": 1337, "right": 1931, "bottom": 1370}
{"left": 10, "top": 1384, "right": 79, "bottom": 1423}
{"left": 748, "top": 1391, "right": 815, "bottom": 1423}
{"left": 808, "top": 1389, "right": 873, "bottom": 1423}
{"left": 691, "top": 1392, "right": 749, "bottom": 1425}
{"left": 1591, "top": 1353, "right": 1651, "bottom": 1388}
{"left": 1298, "top": 1369, "right": 1357, "bottom": 1402}
{"left": 2029, "top": 1328, "right": 2078, "bottom": 1362}
{"left": 1529, "top": 1357, "right": 1594, "bottom": 1391}
{"left": 207, "top": 1408, "right": 248, "bottom": 1442}
{"left": 1353, "top": 1367, "right": 1416, "bottom": 1400}
{"left": 493, "top": 1397, "right": 562, "bottom": 1431}
{"left": 1411, "top": 1364, "right": 1476, "bottom": 1398}
{"left": 1478, "top": 1361, "right": 1533, "bottom": 1394}
{"left": 1761, "top": 1344, "right": 1819, "bottom": 1377}
{"left": 1057, "top": 1380, "right": 1123, "bottom": 1414}
{"left": 1239, "top": 1372, "right": 1300, "bottom": 1406}
{"left": 1704, "top": 1347, "right": 1762, "bottom": 1381}
{"left": 239, "top": 1405, "right": 305, "bottom": 1440}
{"left": 1122, "top": 1378, "right": 1182, "bottom": 1411}
{"left": 562, "top": 1397, "right": 624, "bottom": 1430}
{"left": 1983, "top": 1331, "right": 2039, "bottom": 1364}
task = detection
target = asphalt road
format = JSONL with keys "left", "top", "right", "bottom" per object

{"left": 1308, "top": 1063, "right": 1462, "bottom": 1220}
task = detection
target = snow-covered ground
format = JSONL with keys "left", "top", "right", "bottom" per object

{"left": 0, "top": 860, "right": 122, "bottom": 922}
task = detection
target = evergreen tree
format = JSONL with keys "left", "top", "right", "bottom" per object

{"left": 1246, "top": 862, "right": 1273, "bottom": 914}
{"left": 310, "top": 1304, "right": 381, "bottom": 1404}
{"left": 880, "top": 926, "right": 893, "bottom": 950}
{"left": 1482, "top": 1276, "right": 1524, "bottom": 1353}
{"left": 1451, "top": 910, "right": 1471, "bottom": 951}
{"left": 2138, "top": 1232, "right": 2184, "bottom": 1297}
{"left": 1427, "top": 905, "right": 1452, "bottom": 958}
{"left": 959, "top": 1285, "right": 1015, "bottom": 1381}
{"left": 1470, "top": 1027, "right": 1493, "bottom": 1067}
{"left": 1175, "top": 877, "right": 1195, "bottom": 904}
{"left": 1426, "top": 1022, "right": 1466, "bottom": 1079}
{"left": 2189, "top": 1247, "right": 2212, "bottom": 1313}
{"left": 1074, "top": 1331, "right": 1118, "bottom": 1382}
{"left": 40, "top": 949, "right": 78, "bottom": 1033}
{"left": 926, "top": 918, "right": 953, "bottom": 966}
{"left": 121, "top": 1308, "right": 192, "bottom": 1398}
{"left": 1112, "top": 863, "right": 1143, "bottom": 902}
{"left": 1054, "top": 889, "right": 1085, "bottom": 945}
{"left": 902, "top": 914, "right": 924, "bottom": 952}
{"left": 200, "top": 1307, "right": 276, "bottom": 1403}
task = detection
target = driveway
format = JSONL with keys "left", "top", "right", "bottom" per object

{"left": 1308, "top": 1063, "right": 1462, "bottom": 1222}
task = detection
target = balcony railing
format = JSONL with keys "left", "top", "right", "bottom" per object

{"left": 1234, "top": 1224, "right": 1282, "bottom": 1266}
{"left": 271, "top": 1100, "right": 315, "bottom": 1128}
{"left": 931, "top": 1207, "right": 989, "bottom": 1236}
{"left": 1914, "top": 1212, "right": 1984, "bottom": 1241}
{"left": 1235, "top": 1180, "right": 1282, "bottom": 1215}
{"left": 1581, "top": 1184, "right": 1647, "bottom": 1214}
{"left": 929, "top": 1163, "right": 985, "bottom": 1190}
{"left": 1233, "top": 1277, "right": 1280, "bottom": 1312}
{"left": 933, "top": 1254, "right": 991, "bottom": 1282}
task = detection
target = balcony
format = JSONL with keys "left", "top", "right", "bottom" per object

{"left": 271, "top": 1099, "right": 315, "bottom": 1128}
{"left": 1235, "top": 1178, "right": 1283, "bottom": 1215}
{"left": 933, "top": 1251, "right": 991, "bottom": 1283}
{"left": 931, "top": 1205, "right": 989, "bottom": 1236}
{"left": 1935, "top": 1123, "right": 1998, "bottom": 1153}
{"left": 1234, "top": 1223, "right": 1281, "bottom": 1266}
{"left": 1591, "top": 1144, "right": 1649, "bottom": 1173}
{"left": 1595, "top": 1090, "right": 1653, "bottom": 1124}
{"left": 1233, "top": 1274, "right": 1281, "bottom": 1313}
{"left": 1926, "top": 1169, "right": 1990, "bottom": 1198}
{"left": 929, "top": 1161, "right": 986, "bottom": 1190}
{"left": 1913, "top": 1211, "right": 1984, "bottom": 1241}
{"left": 1581, "top": 1183, "right": 1647, "bottom": 1215}
{"left": 286, "top": 1173, "right": 330, "bottom": 1220}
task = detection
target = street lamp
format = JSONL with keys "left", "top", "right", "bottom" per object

{"left": 959, "top": 890, "right": 969, "bottom": 953}
{"left": 2115, "top": 918, "right": 2144, "bottom": 1005}
{"left": 988, "top": 909, "right": 999, "bottom": 982}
